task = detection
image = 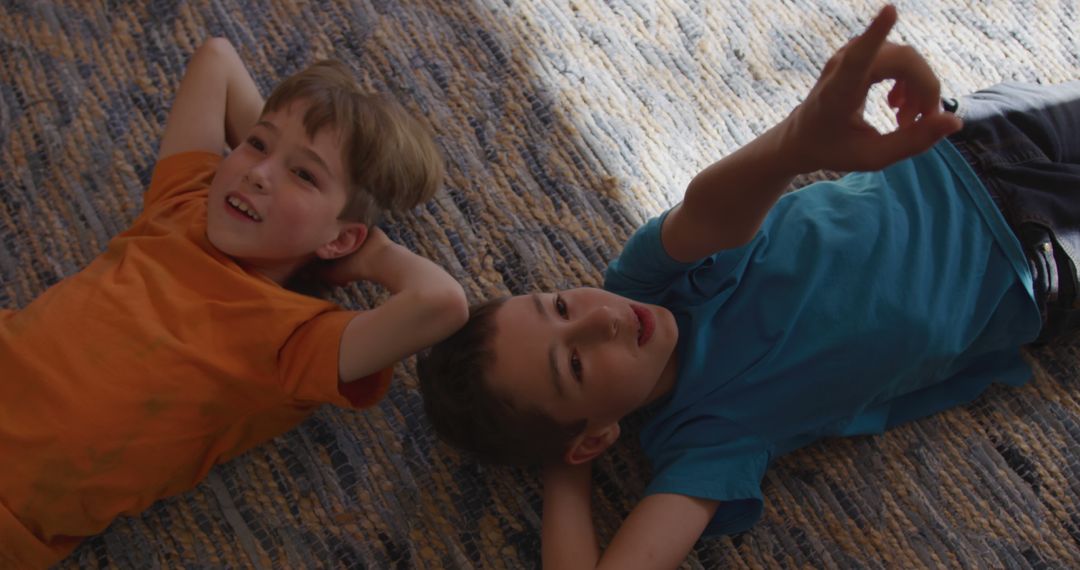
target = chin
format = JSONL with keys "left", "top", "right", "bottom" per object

{"left": 657, "top": 306, "right": 678, "bottom": 344}
{"left": 205, "top": 225, "right": 244, "bottom": 258}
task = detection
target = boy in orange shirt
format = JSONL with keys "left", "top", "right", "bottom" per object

{"left": 0, "top": 38, "right": 467, "bottom": 567}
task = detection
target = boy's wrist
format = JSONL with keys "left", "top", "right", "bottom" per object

{"left": 321, "top": 242, "right": 388, "bottom": 285}
{"left": 543, "top": 460, "right": 593, "bottom": 490}
{"left": 342, "top": 231, "right": 397, "bottom": 280}
{"left": 769, "top": 110, "right": 820, "bottom": 177}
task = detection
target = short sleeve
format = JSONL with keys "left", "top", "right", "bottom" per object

{"left": 604, "top": 212, "right": 697, "bottom": 294}
{"left": 279, "top": 310, "right": 393, "bottom": 409}
{"left": 604, "top": 210, "right": 757, "bottom": 305}
{"left": 145, "top": 151, "right": 222, "bottom": 209}
{"left": 645, "top": 439, "right": 770, "bottom": 537}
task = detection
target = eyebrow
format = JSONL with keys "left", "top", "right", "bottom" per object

{"left": 532, "top": 293, "right": 565, "bottom": 398}
{"left": 254, "top": 120, "right": 332, "bottom": 175}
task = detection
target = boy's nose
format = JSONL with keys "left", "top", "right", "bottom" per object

{"left": 571, "top": 306, "right": 619, "bottom": 344}
{"left": 244, "top": 163, "right": 272, "bottom": 194}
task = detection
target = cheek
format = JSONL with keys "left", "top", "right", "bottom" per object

{"left": 592, "top": 349, "right": 653, "bottom": 397}
{"left": 273, "top": 198, "right": 311, "bottom": 230}
{"left": 208, "top": 169, "right": 243, "bottom": 200}
{"left": 589, "top": 351, "right": 633, "bottom": 394}
{"left": 272, "top": 194, "right": 336, "bottom": 239}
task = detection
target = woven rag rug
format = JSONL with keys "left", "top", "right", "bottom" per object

{"left": 2, "top": 0, "right": 1079, "bottom": 568}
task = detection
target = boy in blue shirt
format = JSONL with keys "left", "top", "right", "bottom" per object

{"left": 418, "top": 5, "right": 1079, "bottom": 568}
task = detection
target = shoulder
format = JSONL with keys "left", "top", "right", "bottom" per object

{"left": 605, "top": 212, "right": 697, "bottom": 294}
{"left": 145, "top": 151, "right": 222, "bottom": 208}
{"left": 279, "top": 309, "right": 394, "bottom": 409}
{"left": 642, "top": 429, "right": 770, "bottom": 537}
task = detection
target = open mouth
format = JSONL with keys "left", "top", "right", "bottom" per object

{"left": 632, "top": 305, "right": 654, "bottom": 346}
{"left": 225, "top": 195, "right": 262, "bottom": 222}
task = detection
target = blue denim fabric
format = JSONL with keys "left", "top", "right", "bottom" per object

{"left": 946, "top": 81, "right": 1080, "bottom": 342}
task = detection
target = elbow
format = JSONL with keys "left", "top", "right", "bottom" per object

{"left": 445, "top": 283, "right": 470, "bottom": 331}
{"left": 199, "top": 37, "right": 235, "bottom": 54}
{"left": 195, "top": 37, "right": 239, "bottom": 63}
{"left": 421, "top": 281, "right": 469, "bottom": 335}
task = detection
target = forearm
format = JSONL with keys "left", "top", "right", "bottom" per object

{"left": 360, "top": 239, "right": 458, "bottom": 297}
{"left": 542, "top": 465, "right": 601, "bottom": 570}
{"left": 209, "top": 40, "right": 264, "bottom": 149}
{"left": 335, "top": 238, "right": 467, "bottom": 382}
{"left": 158, "top": 38, "right": 263, "bottom": 158}
{"left": 663, "top": 121, "right": 800, "bottom": 262}
{"left": 664, "top": 6, "right": 961, "bottom": 263}
{"left": 368, "top": 241, "right": 466, "bottom": 343}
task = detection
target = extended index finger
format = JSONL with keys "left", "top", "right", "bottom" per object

{"left": 839, "top": 5, "right": 898, "bottom": 78}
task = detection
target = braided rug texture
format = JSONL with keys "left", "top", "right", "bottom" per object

{"left": 2, "top": 0, "right": 1079, "bottom": 568}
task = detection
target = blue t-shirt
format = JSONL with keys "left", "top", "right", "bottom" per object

{"left": 603, "top": 140, "right": 1041, "bottom": 537}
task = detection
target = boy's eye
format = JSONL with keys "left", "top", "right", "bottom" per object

{"left": 570, "top": 351, "right": 583, "bottom": 383}
{"left": 294, "top": 168, "right": 317, "bottom": 185}
{"left": 247, "top": 136, "right": 266, "bottom": 152}
{"left": 555, "top": 295, "right": 568, "bottom": 318}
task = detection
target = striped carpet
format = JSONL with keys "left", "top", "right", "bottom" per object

{"left": 2, "top": 1, "right": 1079, "bottom": 568}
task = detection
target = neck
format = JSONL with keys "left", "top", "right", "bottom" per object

{"left": 238, "top": 255, "right": 313, "bottom": 286}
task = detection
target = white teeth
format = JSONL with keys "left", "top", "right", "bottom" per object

{"left": 226, "top": 196, "right": 262, "bottom": 221}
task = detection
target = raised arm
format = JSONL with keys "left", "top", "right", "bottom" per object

{"left": 661, "top": 4, "right": 962, "bottom": 262}
{"left": 158, "top": 37, "right": 264, "bottom": 160}
{"left": 328, "top": 228, "right": 468, "bottom": 383}
{"left": 542, "top": 462, "right": 719, "bottom": 570}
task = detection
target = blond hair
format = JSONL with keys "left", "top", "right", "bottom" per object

{"left": 263, "top": 60, "right": 444, "bottom": 225}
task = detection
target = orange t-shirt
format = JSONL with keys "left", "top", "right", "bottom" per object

{"left": 0, "top": 152, "right": 392, "bottom": 568}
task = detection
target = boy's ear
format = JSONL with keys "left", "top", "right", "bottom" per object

{"left": 316, "top": 222, "right": 368, "bottom": 260}
{"left": 564, "top": 422, "right": 620, "bottom": 466}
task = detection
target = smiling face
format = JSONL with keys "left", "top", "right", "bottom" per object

{"left": 486, "top": 287, "right": 680, "bottom": 461}
{"left": 206, "top": 100, "right": 362, "bottom": 283}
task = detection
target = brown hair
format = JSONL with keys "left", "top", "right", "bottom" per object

{"left": 417, "top": 297, "right": 587, "bottom": 466}
{"left": 263, "top": 60, "right": 444, "bottom": 226}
